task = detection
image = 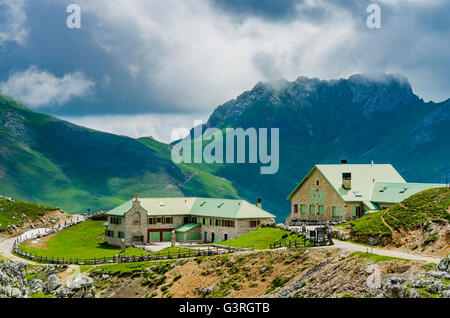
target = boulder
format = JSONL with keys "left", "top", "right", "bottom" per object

{"left": 47, "top": 274, "right": 62, "bottom": 292}
{"left": 427, "top": 281, "right": 445, "bottom": 294}
{"left": 67, "top": 276, "right": 93, "bottom": 290}
{"left": 436, "top": 256, "right": 450, "bottom": 273}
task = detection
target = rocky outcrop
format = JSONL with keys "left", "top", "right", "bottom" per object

{"left": 0, "top": 260, "right": 96, "bottom": 298}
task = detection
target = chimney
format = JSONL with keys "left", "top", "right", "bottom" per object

{"left": 341, "top": 159, "right": 348, "bottom": 164}
{"left": 342, "top": 173, "right": 352, "bottom": 189}
{"left": 257, "top": 198, "right": 262, "bottom": 209}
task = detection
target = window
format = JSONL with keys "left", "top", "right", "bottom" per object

{"left": 117, "top": 231, "right": 125, "bottom": 239}
{"left": 399, "top": 188, "right": 408, "bottom": 193}
{"left": 301, "top": 204, "right": 307, "bottom": 214}
{"left": 157, "top": 218, "right": 162, "bottom": 224}
{"left": 215, "top": 219, "right": 219, "bottom": 226}
{"left": 379, "top": 186, "right": 388, "bottom": 192}
{"left": 163, "top": 217, "right": 173, "bottom": 224}
{"left": 110, "top": 217, "right": 122, "bottom": 225}
{"left": 316, "top": 180, "right": 320, "bottom": 186}
{"left": 315, "top": 190, "right": 320, "bottom": 203}
{"left": 332, "top": 206, "right": 337, "bottom": 217}
{"left": 352, "top": 207, "right": 357, "bottom": 217}
{"left": 209, "top": 218, "right": 212, "bottom": 226}
{"left": 338, "top": 207, "right": 343, "bottom": 217}
{"left": 319, "top": 206, "right": 325, "bottom": 215}
{"left": 105, "top": 230, "right": 114, "bottom": 237}
{"left": 310, "top": 205, "right": 316, "bottom": 214}
{"left": 132, "top": 212, "right": 141, "bottom": 225}
{"left": 222, "top": 220, "right": 235, "bottom": 227}
{"left": 250, "top": 220, "right": 261, "bottom": 227}
{"left": 353, "top": 191, "right": 362, "bottom": 197}
{"left": 202, "top": 218, "right": 206, "bottom": 225}
{"left": 294, "top": 204, "right": 299, "bottom": 213}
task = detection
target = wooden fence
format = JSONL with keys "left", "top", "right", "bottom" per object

{"left": 13, "top": 246, "right": 237, "bottom": 265}
{"left": 270, "top": 238, "right": 333, "bottom": 250}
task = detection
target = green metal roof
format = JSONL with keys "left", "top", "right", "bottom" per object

{"left": 106, "top": 200, "right": 133, "bottom": 216}
{"left": 370, "top": 182, "right": 445, "bottom": 204}
{"left": 106, "top": 197, "right": 275, "bottom": 219}
{"left": 174, "top": 223, "right": 200, "bottom": 233}
{"left": 287, "top": 164, "right": 406, "bottom": 202}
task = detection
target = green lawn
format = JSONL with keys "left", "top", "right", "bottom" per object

{"left": 219, "top": 227, "right": 307, "bottom": 250}
{"left": 0, "top": 198, "right": 56, "bottom": 230}
{"left": 18, "top": 220, "right": 144, "bottom": 259}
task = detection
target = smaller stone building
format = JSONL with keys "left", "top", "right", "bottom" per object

{"left": 286, "top": 161, "right": 444, "bottom": 224}
{"left": 105, "top": 196, "right": 275, "bottom": 246}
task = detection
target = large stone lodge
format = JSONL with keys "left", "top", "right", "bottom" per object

{"left": 286, "top": 160, "right": 444, "bottom": 224}
{"left": 105, "top": 196, "right": 275, "bottom": 246}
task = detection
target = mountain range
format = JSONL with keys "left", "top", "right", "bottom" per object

{"left": 0, "top": 74, "right": 449, "bottom": 219}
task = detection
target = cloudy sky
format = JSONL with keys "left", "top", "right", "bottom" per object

{"left": 0, "top": 0, "right": 449, "bottom": 142}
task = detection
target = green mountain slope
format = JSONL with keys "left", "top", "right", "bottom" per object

{"left": 0, "top": 96, "right": 240, "bottom": 213}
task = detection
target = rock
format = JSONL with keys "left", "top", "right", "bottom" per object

{"left": 47, "top": 274, "right": 62, "bottom": 292}
{"left": 260, "top": 267, "right": 267, "bottom": 274}
{"left": 11, "top": 287, "right": 23, "bottom": 298}
{"left": 427, "top": 281, "right": 445, "bottom": 294}
{"left": 29, "top": 279, "right": 45, "bottom": 293}
{"left": 101, "top": 274, "right": 110, "bottom": 280}
{"left": 408, "top": 289, "right": 422, "bottom": 298}
{"left": 201, "top": 287, "right": 213, "bottom": 296}
{"left": 442, "top": 290, "right": 450, "bottom": 298}
{"left": 55, "top": 286, "right": 73, "bottom": 298}
{"left": 409, "top": 278, "right": 432, "bottom": 288}
{"left": 427, "top": 271, "right": 446, "bottom": 279}
{"left": 67, "top": 276, "right": 93, "bottom": 290}
{"left": 436, "top": 256, "right": 450, "bottom": 273}
{"left": 390, "top": 276, "right": 406, "bottom": 285}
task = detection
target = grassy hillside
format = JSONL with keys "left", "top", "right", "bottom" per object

{"left": 0, "top": 96, "right": 241, "bottom": 214}
{"left": 0, "top": 197, "right": 56, "bottom": 230}
{"left": 343, "top": 188, "right": 450, "bottom": 244}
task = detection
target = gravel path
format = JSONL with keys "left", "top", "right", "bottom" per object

{"left": 330, "top": 240, "right": 441, "bottom": 263}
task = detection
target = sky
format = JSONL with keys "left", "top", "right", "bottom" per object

{"left": 0, "top": 0, "right": 449, "bottom": 142}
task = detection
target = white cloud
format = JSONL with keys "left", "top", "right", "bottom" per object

{"left": 0, "top": 66, "right": 95, "bottom": 108}
{"left": 78, "top": 0, "right": 358, "bottom": 112}
{"left": 0, "top": 0, "right": 28, "bottom": 46}
{"left": 61, "top": 113, "right": 209, "bottom": 143}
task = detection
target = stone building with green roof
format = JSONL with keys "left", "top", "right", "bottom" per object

{"left": 286, "top": 160, "right": 445, "bottom": 224}
{"left": 105, "top": 196, "right": 275, "bottom": 246}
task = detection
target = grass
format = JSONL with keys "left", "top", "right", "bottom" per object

{"left": 342, "top": 188, "right": 450, "bottom": 241}
{"left": 0, "top": 198, "right": 56, "bottom": 230}
{"left": 219, "top": 227, "right": 307, "bottom": 250}
{"left": 349, "top": 252, "right": 412, "bottom": 263}
{"left": 18, "top": 220, "right": 144, "bottom": 259}
{"left": 344, "top": 210, "right": 391, "bottom": 237}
